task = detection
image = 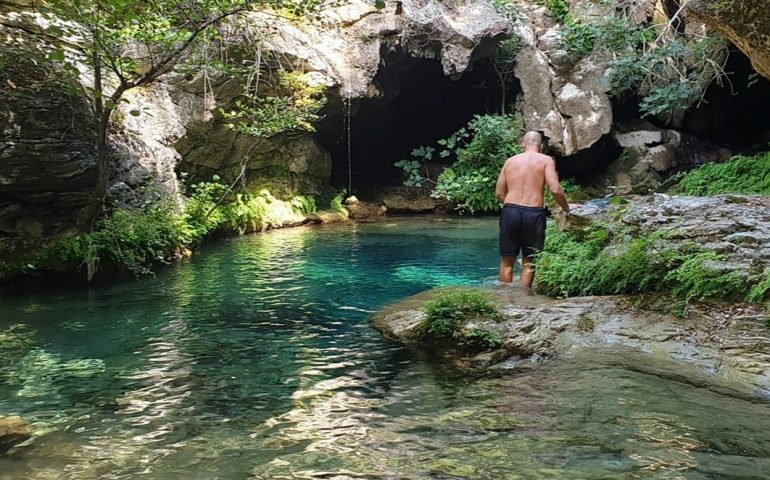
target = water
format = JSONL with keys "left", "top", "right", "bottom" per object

{"left": 1, "top": 218, "right": 770, "bottom": 479}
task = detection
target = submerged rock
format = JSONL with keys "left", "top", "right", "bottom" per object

{"left": 371, "top": 287, "right": 770, "bottom": 394}
{"left": 0, "top": 416, "right": 31, "bottom": 454}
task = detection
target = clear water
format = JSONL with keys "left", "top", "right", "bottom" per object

{"left": 1, "top": 218, "right": 770, "bottom": 480}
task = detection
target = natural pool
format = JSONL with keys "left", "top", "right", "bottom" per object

{"left": 1, "top": 218, "right": 770, "bottom": 479}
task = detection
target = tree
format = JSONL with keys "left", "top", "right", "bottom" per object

{"left": 38, "top": 0, "right": 317, "bottom": 229}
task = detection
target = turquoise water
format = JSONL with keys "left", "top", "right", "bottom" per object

{"left": 1, "top": 218, "right": 770, "bottom": 479}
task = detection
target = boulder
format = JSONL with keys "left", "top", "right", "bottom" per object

{"left": 688, "top": 0, "right": 770, "bottom": 81}
{"left": 371, "top": 287, "right": 770, "bottom": 394}
{"left": 607, "top": 120, "right": 733, "bottom": 193}
{"left": 345, "top": 201, "right": 387, "bottom": 220}
{"left": 0, "top": 416, "right": 31, "bottom": 454}
{"left": 564, "top": 194, "right": 770, "bottom": 274}
{"left": 513, "top": 2, "right": 613, "bottom": 156}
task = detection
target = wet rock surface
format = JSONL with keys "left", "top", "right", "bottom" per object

{"left": 371, "top": 287, "right": 770, "bottom": 394}
{"left": 0, "top": 416, "right": 31, "bottom": 455}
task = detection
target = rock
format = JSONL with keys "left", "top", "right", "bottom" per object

{"left": 607, "top": 121, "right": 733, "bottom": 193}
{"left": 344, "top": 195, "right": 359, "bottom": 206}
{"left": 570, "top": 194, "right": 770, "bottom": 274}
{"left": 371, "top": 288, "right": 770, "bottom": 394}
{"left": 345, "top": 201, "right": 387, "bottom": 219}
{"left": 688, "top": 0, "right": 770, "bottom": 81}
{"left": 0, "top": 416, "right": 31, "bottom": 454}
{"left": 513, "top": 3, "right": 613, "bottom": 156}
{"left": 380, "top": 188, "right": 439, "bottom": 213}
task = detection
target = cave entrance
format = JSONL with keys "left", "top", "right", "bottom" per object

{"left": 683, "top": 47, "right": 770, "bottom": 149}
{"left": 316, "top": 49, "right": 514, "bottom": 193}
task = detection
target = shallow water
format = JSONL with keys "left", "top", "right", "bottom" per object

{"left": 1, "top": 218, "right": 770, "bottom": 479}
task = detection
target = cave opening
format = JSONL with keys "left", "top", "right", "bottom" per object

{"left": 315, "top": 49, "right": 515, "bottom": 194}
{"left": 683, "top": 47, "right": 770, "bottom": 149}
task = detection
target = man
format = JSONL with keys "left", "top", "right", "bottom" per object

{"left": 495, "top": 131, "right": 570, "bottom": 287}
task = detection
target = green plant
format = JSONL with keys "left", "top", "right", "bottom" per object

{"left": 558, "top": 18, "right": 600, "bottom": 56}
{"left": 422, "top": 290, "right": 499, "bottom": 339}
{"left": 677, "top": 152, "right": 770, "bottom": 196}
{"left": 664, "top": 252, "right": 748, "bottom": 304}
{"left": 535, "top": 223, "right": 766, "bottom": 311}
{"left": 465, "top": 328, "right": 503, "bottom": 350}
{"left": 221, "top": 70, "right": 327, "bottom": 138}
{"left": 395, "top": 146, "right": 435, "bottom": 187}
{"left": 538, "top": 0, "right": 570, "bottom": 23}
{"left": 432, "top": 114, "right": 525, "bottom": 213}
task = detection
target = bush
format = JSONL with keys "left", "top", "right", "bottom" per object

{"left": 422, "top": 290, "right": 499, "bottom": 343}
{"left": 2, "top": 180, "right": 327, "bottom": 282}
{"left": 432, "top": 114, "right": 525, "bottom": 213}
{"left": 677, "top": 152, "right": 770, "bottom": 196}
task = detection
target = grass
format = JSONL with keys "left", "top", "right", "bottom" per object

{"left": 678, "top": 152, "right": 770, "bottom": 196}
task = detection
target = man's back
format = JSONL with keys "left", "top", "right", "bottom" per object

{"left": 500, "top": 151, "right": 552, "bottom": 207}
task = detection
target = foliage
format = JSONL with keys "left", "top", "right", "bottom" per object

{"left": 37, "top": 0, "right": 323, "bottom": 226}
{"left": 747, "top": 270, "right": 770, "bottom": 303}
{"left": 394, "top": 146, "right": 435, "bottom": 187}
{"left": 664, "top": 252, "right": 747, "bottom": 304}
{"left": 677, "top": 152, "right": 770, "bottom": 196}
{"left": 558, "top": 19, "right": 601, "bottom": 57}
{"left": 464, "top": 328, "right": 503, "bottom": 350}
{"left": 433, "top": 114, "right": 525, "bottom": 213}
{"left": 551, "top": 4, "right": 729, "bottom": 123}
{"left": 1, "top": 178, "right": 331, "bottom": 281}
{"left": 535, "top": 223, "right": 764, "bottom": 311}
{"left": 221, "top": 71, "right": 327, "bottom": 138}
{"left": 422, "top": 290, "right": 500, "bottom": 349}
{"left": 38, "top": 201, "right": 190, "bottom": 278}
{"left": 537, "top": 0, "right": 571, "bottom": 23}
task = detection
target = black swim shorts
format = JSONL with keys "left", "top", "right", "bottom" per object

{"left": 499, "top": 203, "right": 547, "bottom": 259}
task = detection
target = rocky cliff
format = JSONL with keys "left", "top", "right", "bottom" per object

{"left": 689, "top": 0, "right": 770, "bottom": 81}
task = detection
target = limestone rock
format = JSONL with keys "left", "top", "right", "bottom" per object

{"left": 380, "top": 187, "right": 439, "bottom": 213}
{"left": 569, "top": 194, "right": 770, "bottom": 274}
{"left": 513, "top": 3, "right": 613, "bottom": 156}
{"left": 688, "top": 0, "right": 770, "bottom": 81}
{"left": 345, "top": 201, "right": 387, "bottom": 219}
{"left": 371, "top": 288, "right": 770, "bottom": 394}
{"left": 607, "top": 121, "right": 732, "bottom": 193}
{"left": 0, "top": 416, "right": 31, "bottom": 454}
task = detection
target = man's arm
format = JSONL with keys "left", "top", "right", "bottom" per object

{"left": 495, "top": 162, "right": 508, "bottom": 203}
{"left": 544, "top": 157, "right": 570, "bottom": 213}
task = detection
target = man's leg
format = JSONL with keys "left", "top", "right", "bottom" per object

{"left": 520, "top": 256, "right": 535, "bottom": 288}
{"left": 499, "top": 256, "right": 515, "bottom": 283}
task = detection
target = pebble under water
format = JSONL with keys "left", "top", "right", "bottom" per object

{"left": 1, "top": 218, "right": 770, "bottom": 479}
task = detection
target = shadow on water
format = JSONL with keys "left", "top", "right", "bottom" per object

{"left": 1, "top": 218, "right": 770, "bottom": 479}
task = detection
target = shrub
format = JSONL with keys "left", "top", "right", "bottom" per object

{"left": 422, "top": 290, "right": 499, "bottom": 342}
{"left": 677, "top": 152, "right": 770, "bottom": 196}
{"left": 432, "top": 114, "right": 525, "bottom": 213}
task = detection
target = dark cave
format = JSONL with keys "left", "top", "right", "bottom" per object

{"left": 315, "top": 49, "right": 516, "bottom": 192}
{"left": 683, "top": 48, "right": 770, "bottom": 149}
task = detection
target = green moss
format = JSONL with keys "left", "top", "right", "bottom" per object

{"left": 576, "top": 315, "right": 595, "bottom": 332}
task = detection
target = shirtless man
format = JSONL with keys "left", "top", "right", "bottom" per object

{"left": 495, "top": 131, "right": 570, "bottom": 287}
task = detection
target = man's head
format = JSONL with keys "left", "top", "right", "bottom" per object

{"left": 522, "top": 131, "right": 543, "bottom": 152}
